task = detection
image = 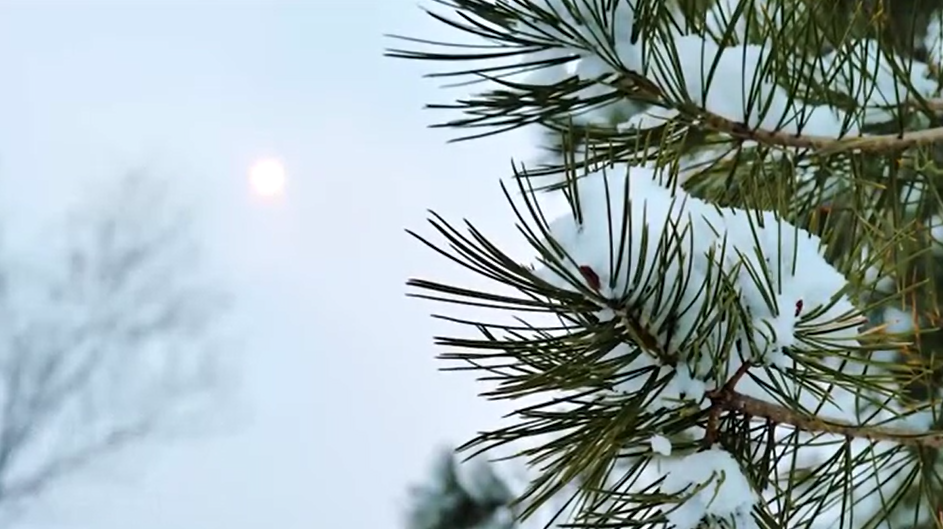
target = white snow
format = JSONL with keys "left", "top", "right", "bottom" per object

{"left": 882, "top": 306, "right": 915, "bottom": 334}
{"left": 926, "top": 11, "right": 943, "bottom": 66}
{"left": 661, "top": 448, "right": 757, "bottom": 529}
{"left": 536, "top": 164, "right": 857, "bottom": 374}
{"left": 816, "top": 39, "right": 937, "bottom": 124}
{"left": 519, "top": 0, "right": 862, "bottom": 136}
{"left": 930, "top": 214, "right": 943, "bottom": 255}
{"left": 520, "top": 0, "right": 648, "bottom": 125}
{"left": 649, "top": 434, "right": 673, "bottom": 456}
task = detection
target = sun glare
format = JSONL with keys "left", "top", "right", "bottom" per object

{"left": 249, "top": 158, "right": 287, "bottom": 198}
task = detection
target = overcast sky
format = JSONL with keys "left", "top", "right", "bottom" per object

{"left": 0, "top": 1, "right": 533, "bottom": 527}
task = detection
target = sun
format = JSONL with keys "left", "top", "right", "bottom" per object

{"left": 249, "top": 158, "right": 287, "bottom": 198}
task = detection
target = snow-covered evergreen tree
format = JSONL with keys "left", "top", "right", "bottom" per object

{"left": 393, "top": 1, "right": 943, "bottom": 528}
{"left": 407, "top": 448, "right": 516, "bottom": 529}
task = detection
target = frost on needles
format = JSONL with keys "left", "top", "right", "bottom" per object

{"left": 392, "top": 1, "right": 943, "bottom": 529}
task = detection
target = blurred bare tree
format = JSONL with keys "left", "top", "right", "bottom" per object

{"left": 0, "top": 172, "right": 227, "bottom": 513}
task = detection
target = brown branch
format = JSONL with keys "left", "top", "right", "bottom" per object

{"left": 699, "top": 357, "right": 941, "bottom": 449}
{"left": 615, "top": 77, "right": 943, "bottom": 155}
{"left": 711, "top": 390, "right": 943, "bottom": 449}
{"left": 722, "top": 360, "right": 752, "bottom": 392}
{"left": 603, "top": 263, "right": 937, "bottom": 447}
{"left": 704, "top": 361, "right": 753, "bottom": 445}
{"left": 700, "top": 113, "right": 943, "bottom": 155}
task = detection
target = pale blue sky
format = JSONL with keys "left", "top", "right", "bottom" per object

{"left": 0, "top": 1, "right": 532, "bottom": 527}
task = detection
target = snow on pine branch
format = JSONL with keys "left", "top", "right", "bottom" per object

{"left": 397, "top": 3, "right": 943, "bottom": 529}
{"left": 507, "top": 0, "right": 943, "bottom": 203}
{"left": 445, "top": 392, "right": 933, "bottom": 529}
{"left": 536, "top": 164, "right": 859, "bottom": 375}
{"left": 812, "top": 39, "right": 938, "bottom": 125}
{"left": 445, "top": 444, "right": 758, "bottom": 529}
{"left": 542, "top": 0, "right": 936, "bottom": 125}
{"left": 476, "top": 164, "right": 936, "bottom": 529}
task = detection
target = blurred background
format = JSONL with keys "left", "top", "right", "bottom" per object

{"left": 0, "top": 1, "right": 531, "bottom": 527}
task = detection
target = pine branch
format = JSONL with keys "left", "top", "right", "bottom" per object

{"left": 700, "top": 111, "right": 943, "bottom": 154}
{"left": 705, "top": 358, "right": 943, "bottom": 451}
{"left": 394, "top": 1, "right": 943, "bottom": 526}
{"left": 713, "top": 389, "right": 943, "bottom": 448}
{"left": 613, "top": 76, "right": 943, "bottom": 155}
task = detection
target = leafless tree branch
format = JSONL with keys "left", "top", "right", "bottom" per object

{"left": 0, "top": 172, "right": 226, "bottom": 514}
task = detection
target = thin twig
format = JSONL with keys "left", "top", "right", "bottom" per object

{"left": 722, "top": 360, "right": 752, "bottom": 392}
{"left": 701, "top": 113, "right": 943, "bottom": 155}
{"left": 703, "top": 358, "right": 942, "bottom": 449}
{"left": 704, "top": 361, "right": 753, "bottom": 445}
{"left": 713, "top": 390, "right": 943, "bottom": 448}
{"left": 615, "top": 77, "right": 943, "bottom": 155}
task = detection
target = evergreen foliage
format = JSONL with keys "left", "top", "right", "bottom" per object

{"left": 391, "top": 1, "right": 943, "bottom": 527}
{"left": 407, "top": 448, "right": 516, "bottom": 529}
